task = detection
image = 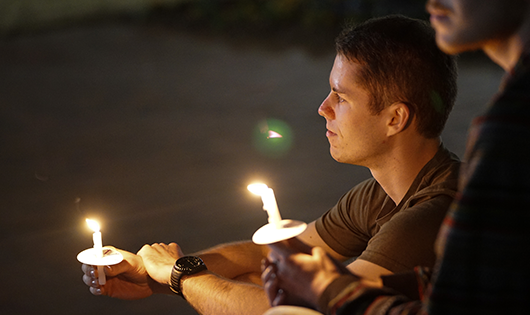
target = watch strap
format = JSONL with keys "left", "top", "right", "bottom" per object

{"left": 169, "top": 256, "right": 207, "bottom": 298}
{"left": 169, "top": 263, "right": 185, "bottom": 296}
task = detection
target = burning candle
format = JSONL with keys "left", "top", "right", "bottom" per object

{"left": 86, "top": 219, "right": 106, "bottom": 285}
{"left": 248, "top": 183, "right": 282, "bottom": 228}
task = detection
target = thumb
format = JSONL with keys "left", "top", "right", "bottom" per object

{"left": 311, "top": 246, "right": 326, "bottom": 259}
{"left": 102, "top": 248, "right": 143, "bottom": 277}
{"left": 311, "top": 246, "right": 350, "bottom": 275}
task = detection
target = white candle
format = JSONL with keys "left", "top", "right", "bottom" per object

{"left": 86, "top": 219, "right": 106, "bottom": 285}
{"left": 92, "top": 231, "right": 102, "bottom": 258}
{"left": 248, "top": 183, "right": 282, "bottom": 228}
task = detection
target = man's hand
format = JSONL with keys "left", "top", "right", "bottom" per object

{"left": 261, "top": 238, "right": 349, "bottom": 309}
{"left": 81, "top": 248, "right": 160, "bottom": 300}
{"left": 137, "top": 242, "right": 184, "bottom": 285}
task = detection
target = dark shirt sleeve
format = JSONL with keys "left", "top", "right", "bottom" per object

{"left": 319, "top": 267, "right": 432, "bottom": 315}
{"left": 317, "top": 186, "right": 453, "bottom": 272}
{"left": 315, "top": 179, "right": 385, "bottom": 258}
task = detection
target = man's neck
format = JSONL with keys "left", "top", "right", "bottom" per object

{"left": 484, "top": 11, "right": 530, "bottom": 71}
{"left": 484, "top": 37, "right": 526, "bottom": 71}
{"left": 370, "top": 138, "right": 441, "bottom": 205}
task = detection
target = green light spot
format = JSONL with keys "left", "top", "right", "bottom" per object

{"left": 252, "top": 118, "right": 293, "bottom": 158}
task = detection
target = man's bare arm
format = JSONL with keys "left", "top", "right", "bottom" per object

{"left": 194, "top": 240, "right": 269, "bottom": 281}
{"left": 181, "top": 271, "right": 270, "bottom": 315}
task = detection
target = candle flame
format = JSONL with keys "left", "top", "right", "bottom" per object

{"left": 86, "top": 219, "right": 100, "bottom": 232}
{"left": 247, "top": 183, "right": 269, "bottom": 196}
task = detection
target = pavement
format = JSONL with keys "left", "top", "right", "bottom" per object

{"left": 0, "top": 20, "right": 505, "bottom": 315}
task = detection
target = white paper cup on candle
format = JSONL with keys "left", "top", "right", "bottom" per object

{"left": 252, "top": 219, "right": 307, "bottom": 245}
{"left": 77, "top": 247, "right": 124, "bottom": 266}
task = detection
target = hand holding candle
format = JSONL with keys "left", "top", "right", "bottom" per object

{"left": 248, "top": 183, "right": 307, "bottom": 244}
{"left": 77, "top": 219, "right": 123, "bottom": 286}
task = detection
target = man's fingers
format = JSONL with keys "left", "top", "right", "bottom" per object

{"left": 261, "top": 259, "right": 290, "bottom": 307}
{"left": 151, "top": 243, "right": 168, "bottom": 251}
{"left": 136, "top": 242, "right": 183, "bottom": 261}
{"left": 263, "top": 265, "right": 280, "bottom": 306}
{"left": 81, "top": 263, "right": 92, "bottom": 275}
{"left": 167, "top": 242, "right": 183, "bottom": 256}
{"left": 267, "top": 244, "right": 291, "bottom": 266}
{"left": 261, "top": 260, "right": 276, "bottom": 284}
{"left": 81, "top": 264, "right": 103, "bottom": 285}
{"left": 82, "top": 269, "right": 97, "bottom": 287}
{"left": 81, "top": 264, "right": 104, "bottom": 296}
{"left": 89, "top": 286, "right": 103, "bottom": 296}
{"left": 263, "top": 270, "right": 287, "bottom": 307}
{"left": 272, "top": 288, "right": 288, "bottom": 306}
{"left": 261, "top": 259, "right": 268, "bottom": 273}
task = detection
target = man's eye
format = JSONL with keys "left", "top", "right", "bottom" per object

{"left": 336, "top": 95, "right": 345, "bottom": 103}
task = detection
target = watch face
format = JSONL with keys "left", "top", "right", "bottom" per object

{"left": 176, "top": 256, "right": 205, "bottom": 273}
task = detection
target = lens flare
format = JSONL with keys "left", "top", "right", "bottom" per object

{"left": 252, "top": 118, "right": 293, "bottom": 158}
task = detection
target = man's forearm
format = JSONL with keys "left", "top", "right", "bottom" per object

{"left": 182, "top": 271, "right": 270, "bottom": 315}
{"left": 193, "top": 240, "right": 268, "bottom": 280}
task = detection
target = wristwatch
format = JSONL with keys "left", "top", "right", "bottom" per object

{"left": 169, "top": 256, "right": 207, "bottom": 298}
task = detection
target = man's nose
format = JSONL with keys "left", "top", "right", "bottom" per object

{"left": 318, "top": 93, "right": 335, "bottom": 119}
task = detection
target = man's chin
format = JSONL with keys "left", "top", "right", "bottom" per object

{"left": 329, "top": 150, "right": 342, "bottom": 162}
{"left": 435, "top": 35, "right": 473, "bottom": 55}
{"left": 330, "top": 152, "right": 348, "bottom": 164}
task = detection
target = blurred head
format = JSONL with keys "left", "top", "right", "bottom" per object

{"left": 334, "top": 15, "right": 458, "bottom": 139}
{"left": 426, "top": 0, "right": 529, "bottom": 56}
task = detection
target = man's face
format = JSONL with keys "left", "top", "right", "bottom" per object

{"left": 318, "top": 55, "right": 388, "bottom": 167}
{"left": 426, "top": 0, "right": 526, "bottom": 54}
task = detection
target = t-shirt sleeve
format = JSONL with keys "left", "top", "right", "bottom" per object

{"left": 357, "top": 194, "right": 453, "bottom": 272}
{"left": 316, "top": 178, "right": 454, "bottom": 272}
{"left": 315, "top": 179, "right": 383, "bottom": 258}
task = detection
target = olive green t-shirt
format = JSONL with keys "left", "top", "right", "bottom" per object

{"left": 315, "top": 146, "right": 460, "bottom": 272}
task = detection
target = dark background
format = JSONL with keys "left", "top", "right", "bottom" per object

{"left": 0, "top": 1, "right": 504, "bottom": 314}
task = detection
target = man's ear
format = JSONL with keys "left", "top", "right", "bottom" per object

{"left": 386, "top": 102, "right": 411, "bottom": 136}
